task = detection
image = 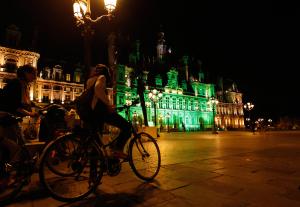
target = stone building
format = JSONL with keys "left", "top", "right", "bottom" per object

{"left": 0, "top": 45, "right": 84, "bottom": 105}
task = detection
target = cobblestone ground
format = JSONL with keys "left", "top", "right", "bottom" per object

{"left": 4, "top": 130, "right": 300, "bottom": 207}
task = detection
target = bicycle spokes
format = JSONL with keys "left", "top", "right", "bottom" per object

{"left": 39, "top": 134, "right": 104, "bottom": 202}
{"left": 129, "top": 132, "right": 161, "bottom": 181}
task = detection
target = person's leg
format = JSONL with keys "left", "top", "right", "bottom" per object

{"left": 0, "top": 138, "right": 22, "bottom": 164}
{"left": 105, "top": 112, "right": 131, "bottom": 151}
{"left": 1, "top": 123, "right": 23, "bottom": 163}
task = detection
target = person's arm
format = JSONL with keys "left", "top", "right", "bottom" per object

{"left": 16, "top": 107, "right": 38, "bottom": 117}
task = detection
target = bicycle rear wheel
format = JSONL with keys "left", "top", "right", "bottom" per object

{"left": 39, "top": 133, "right": 104, "bottom": 202}
{"left": 128, "top": 132, "right": 161, "bottom": 181}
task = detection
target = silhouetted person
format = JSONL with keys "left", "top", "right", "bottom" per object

{"left": 1, "top": 65, "right": 40, "bottom": 189}
{"left": 83, "top": 64, "right": 131, "bottom": 158}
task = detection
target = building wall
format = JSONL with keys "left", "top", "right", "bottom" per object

{"left": 0, "top": 46, "right": 39, "bottom": 68}
{"left": 115, "top": 64, "right": 216, "bottom": 131}
{"left": 0, "top": 46, "right": 84, "bottom": 105}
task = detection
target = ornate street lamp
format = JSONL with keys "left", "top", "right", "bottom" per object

{"left": 148, "top": 89, "right": 163, "bottom": 127}
{"left": 267, "top": 118, "right": 272, "bottom": 128}
{"left": 209, "top": 97, "right": 219, "bottom": 134}
{"left": 72, "top": 0, "right": 117, "bottom": 84}
{"left": 244, "top": 102, "right": 254, "bottom": 129}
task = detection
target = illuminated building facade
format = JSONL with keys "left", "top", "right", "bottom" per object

{"left": 116, "top": 64, "right": 216, "bottom": 131}
{"left": 0, "top": 46, "right": 84, "bottom": 105}
{"left": 215, "top": 79, "right": 245, "bottom": 129}
{"left": 1, "top": 25, "right": 245, "bottom": 131}
{"left": 113, "top": 31, "right": 245, "bottom": 131}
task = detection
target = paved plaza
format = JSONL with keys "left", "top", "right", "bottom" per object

{"left": 4, "top": 130, "right": 300, "bottom": 207}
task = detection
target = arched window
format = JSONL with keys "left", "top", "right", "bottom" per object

{"left": 5, "top": 58, "right": 18, "bottom": 72}
{"left": 159, "top": 99, "right": 163, "bottom": 109}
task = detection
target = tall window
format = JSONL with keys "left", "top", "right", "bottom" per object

{"left": 75, "top": 75, "right": 80, "bottom": 83}
{"left": 172, "top": 98, "right": 176, "bottom": 109}
{"left": 186, "top": 100, "right": 189, "bottom": 110}
{"left": 166, "top": 97, "right": 169, "bottom": 109}
{"left": 179, "top": 99, "right": 182, "bottom": 110}
{"left": 66, "top": 74, "right": 71, "bottom": 81}
{"left": 5, "top": 58, "right": 18, "bottom": 72}
{"left": 159, "top": 99, "right": 163, "bottom": 109}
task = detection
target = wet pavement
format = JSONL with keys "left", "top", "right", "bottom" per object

{"left": 4, "top": 130, "right": 300, "bottom": 207}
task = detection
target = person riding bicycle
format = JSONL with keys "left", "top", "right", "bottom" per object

{"left": 83, "top": 64, "right": 131, "bottom": 158}
{"left": 0, "top": 64, "right": 39, "bottom": 189}
{"left": 1, "top": 64, "right": 39, "bottom": 117}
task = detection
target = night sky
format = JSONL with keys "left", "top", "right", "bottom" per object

{"left": 1, "top": 0, "right": 299, "bottom": 120}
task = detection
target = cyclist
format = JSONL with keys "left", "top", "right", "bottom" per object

{"left": 0, "top": 64, "right": 39, "bottom": 189}
{"left": 82, "top": 64, "right": 131, "bottom": 159}
{"left": 1, "top": 64, "right": 39, "bottom": 117}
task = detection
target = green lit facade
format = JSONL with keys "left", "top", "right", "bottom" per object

{"left": 111, "top": 32, "right": 244, "bottom": 131}
{"left": 115, "top": 64, "right": 216, "bottom": 132}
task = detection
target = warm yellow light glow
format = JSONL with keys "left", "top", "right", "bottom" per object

{"left": 244, "top": 102, "right": 254, "bottom": 111}
{"left": 73, "top": 1, "right": 87, "bottom": 18}
{"left": 148, "top": 92, "right": 153, "bottom": 98}
{"left": 104, "top": 0, "right": 117, "bottom": 13}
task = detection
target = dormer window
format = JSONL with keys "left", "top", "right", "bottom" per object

{"left": 75, "top": 75, "right": 80, "bottom": 83}
{"left": 66, "top": 74, "right": 71, "bottom": 81}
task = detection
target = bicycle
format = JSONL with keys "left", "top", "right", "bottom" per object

{"left": 0, "top": 104, "right": 70, "bottom": 205}
{"left": 38, "top": 98, "right": 161, "bottom": 202}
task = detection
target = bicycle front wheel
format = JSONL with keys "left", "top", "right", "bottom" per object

{"left": 39, "top": 133, "right": 104, "bottom": 202}
{"left": 0, "top": 161, "right": 25, "bottom": 205}
{"left": 0, "top": 144, "right": 30, "bottom": 205}
{"left": 128, "top": 132, "right": 161, "bottom": 181}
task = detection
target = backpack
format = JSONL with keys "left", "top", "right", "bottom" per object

{"left": 74, "top": 84, "right": 95, "bottom": 122}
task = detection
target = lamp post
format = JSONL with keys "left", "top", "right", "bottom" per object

{"left": 209, "top": 97, "right": 219, "bottom": 134}
{"left": 166, "top": 112, "right": 170, "bottom": 133}
{"left": 148, "top": 89, "right": 163, "bottom": 127}
{"left": 145, "top": 101, "right": 151, "bottom": 123}
{"left": 132, "top": 111, "right": 138, "bottom": 131}
{"left": 72, "top": 0, "right": 117, "bottom": 85}
{"left": 244, "top": 102, "right": 254, "bottom": 129}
